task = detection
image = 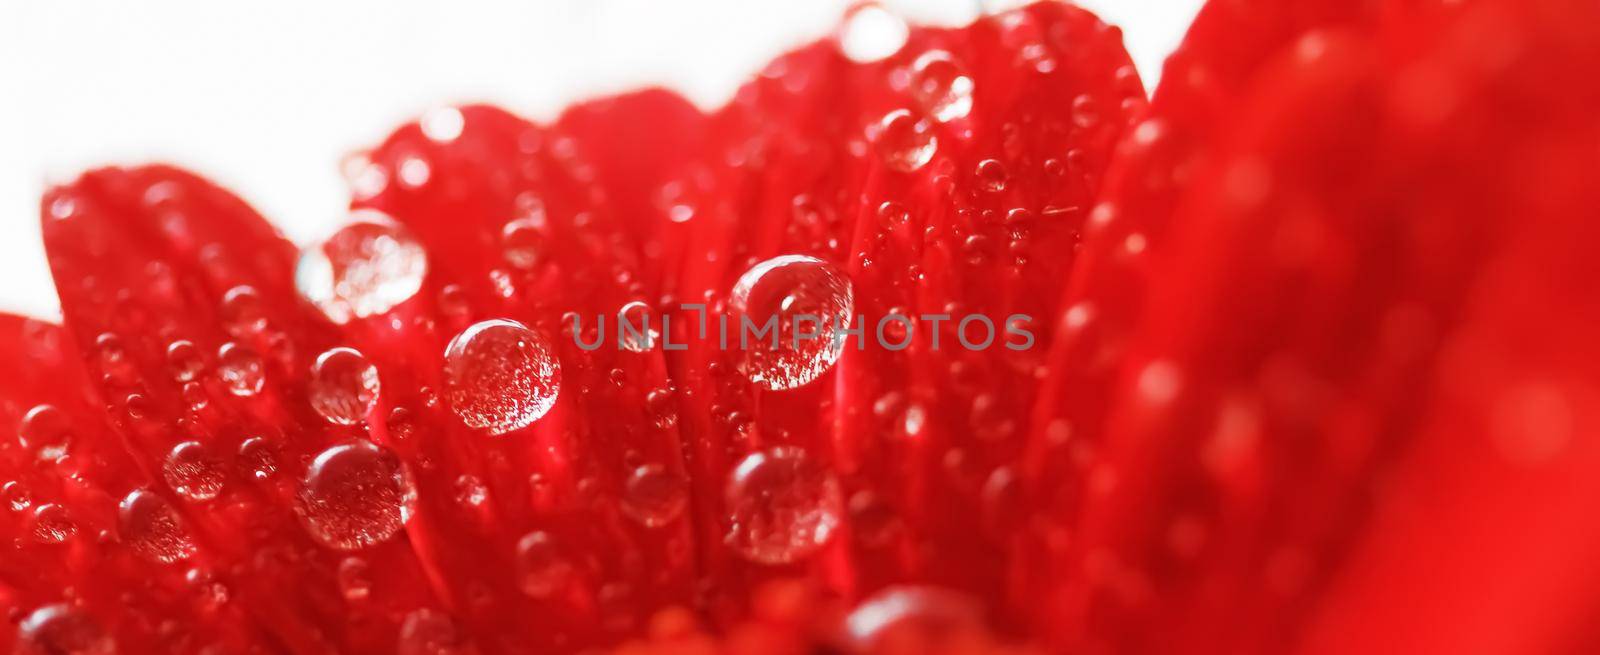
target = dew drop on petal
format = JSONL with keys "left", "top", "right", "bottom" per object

{"left": 31, "top": 503, "right": 76, "bottom": 544}
{"left": 872, "top": 110, "right": 938, "bottom": 173}
{"left": 338, "top": 556, "right": 373, "bottom": 602}
{"left": 119, "top": 489, "right": 198, "bottom": 563}
{"left": 310, "top": 347, "right": 380, "bottom": 426}
{"left": 844, "top": 586, "right": 984, "bottom": 651}
{"left": 299, "top": 441, "right": 416, "bottom": 551}
{"left": 19, "top": 404, "right": 73, "bottom": 461}
{"left": 616, "top": 301, "right": 658, "bottom": 353}
{"left": 398, "top": 608, "right": 471, "bottom": 655}
{"left": 501, "top": 216, "right": 547, "bottom": 270}
{"left": 515, "top": 530, "right": 574, "bottom": 598}
{"left": 621, "top": 464, "right": 689, "bottom": 528}
{"left": 729, "top": 255, "right": 853, "bottom": 391}
{"left": 216, "top": 342, "right": 265, "bottom": 397}
{"left": 724, "top": 447, "right": 842, "bottom": 565}
{"left": 296, "top": 211, "right": 427, "bottom": 324}
{"left": 165, "top": 339, "right": 204, "bottom": 383}
{"left": 17, "top": 604, "right": 115, "bottom": 655}
{"left": 975, "top": 159, "right": 1008, "bottom": 193}
{"left": 443, "top": 319, "right": 561, "bottom": 435}
{"left": 163, "top": 441, "right": 226, "bottom": 502}
{"left": 237, "top": 437, "right": 279, "bottom": 481}
{"left": 4, "top": 480, "right": 32, "bottom": 511}
{"left": 911, "top": 50, "right": 975, "bottom": 122}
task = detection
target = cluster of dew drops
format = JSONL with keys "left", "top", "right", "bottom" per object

{"left": 4, "top": 4, "right": 1096, "bottom": 648}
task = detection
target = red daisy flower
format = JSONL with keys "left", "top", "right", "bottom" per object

{"left": 5, "top": 0, "right": 1600, "bottom": 653}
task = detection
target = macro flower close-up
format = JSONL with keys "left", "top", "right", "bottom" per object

{"left": 3, "top": 0, "right": 1599, "bottom": 653}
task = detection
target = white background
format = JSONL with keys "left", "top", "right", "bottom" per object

{"left": 0, "top": 0, "right": 1203, "bottom": 319}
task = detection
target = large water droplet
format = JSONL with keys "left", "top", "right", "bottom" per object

{"left": 729, "top": 255, "right": 854, "bottom": 391}
{"left": 872, "top": 110, "right": 938, "bottom": 173}
{"left": 163, "top": 441, "right": 226, "bottom": 501}
{"left": 911, "top": 50, "right": 975, "bottom": 122}
{"left": 443, "top": 319, "right": 561, "bottom": 435}
{"left": 724, "top": 447, "right": 842, "bottom": 564}
{"left": 31, "top": 504, "right": 76, "bottom": 543}
{"left": 299, "top": 441, "right": 416, "bottom": 551}
{"left": 17, "top": 604, "right": 115, "bottom": 655}
{"left": 119, "top": 489, "right": 198, "bottom": 563}
{"left": 621, "top": 464, "right": 688, "bottom": 528}
{"left": 310, "top": 347, "right": 381, "bottom": 426}
{"left": 296, "top": 211, "right": 427, "bottom": 324}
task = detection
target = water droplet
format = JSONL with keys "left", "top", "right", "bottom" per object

{"left": 22, "top": 406, "right": 77, "bottom": 462}
{"left": 844, "top": 586, "right": 983, "bottom": 652}
{"left": 299, "top": 441, "right": 416, "bottom": 551}
{"left": 4, "top": 480, "right": 32, "bottom": 511}
{"left": 872, "top": 110, "right": 938, "bottom": 173}
{"left": 309, "top": 347, "right": 380, "bottom": 426}
{"left": 338, "top": 557, "right": 373, "bottom": 602}
{"left": 975, "top": 159, "right": 1008, "bottom": 192}
{"left": 164, "top": 339, "right": 204, "bottom": 383}
{"left": 911, "top": 50, "right": 975, "bottom": 122}
{"left": 443, "top": 319, "right": 561, "bottom": 435}
{"left": 514, "top": 530, "right": 574, "bottom": 597}
{"left": 296, "top": 211, "right": 428, "bottom": 324}
{"left": 398, "top": 608, "right": 472, "bottom": 655}
{"left": 729, "top": 255, "right": 854, "bottom": 391}
{"left": 119, "top": 489, "right": 197, "bottom": 563}
{"left": 616, "top": 301, "right": 658, "bottom": 352}
{"left": 216, "top": 342, "right": 265, "bottom": 397}
{"left": 31, "top": 504, "right": 76, "bottom": 543}
{"left": 237, "top": 437, "right": 280, "bottom": 481}
{"left": 454, "top": 475, "right": 488, "bottom": 509}
{"left": 1071, "top": 94, "right": 1102, "bottom": 129}
{"left": 621, "top": 464, "right": 688, "bottom": 528}
{"left": 17, "top": 604, "right": 115, "bottom": 655}
{"left": 839, "top": 3, "right": 908, "bottom": 63}
{"left": 164, "top": 441, "right": 226, "bottom": 502}
{"left": 724, "top": 447, "right": 842, "bottom": 564}
{"left": 501, "top": 216, "right": 547, "bottom": 270}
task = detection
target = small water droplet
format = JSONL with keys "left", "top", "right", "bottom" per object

{"left": 237, "top": 437, "right": 280, "bottom": 482}
{"left": 911, "top": 50, "right": 975, "bottom": 122}
{"left": 17, "top": 604, "right": 115, "bottom": 655}
{"left": 4, "top": 481, "right": 32, "bottom": 511}
{"left": 1071, "top": 94, "right": 1102, "bottom": 130}
{"left": 872, "top": 110, "right": 938, "bottom": 173}
{"left": 975, "top": 159, "right": 1008, "bottom": 192}
{"left": 299, "top": 442, "right": 415, "bottom": 551}
{"left": 724, "top": 447, "right": 842, "bottom": 564}
{"left": 621, "top": 464, "right": 688, "bottom": 528}
{"left": 119, "top": 489, "right": 197, "bottom": 563}
{"left": 296, "top": 211, "right": 428, "bottom": 324}
{"left": 398, "top": 608, "right": 472, "bottom": 655}
{"left": 31, "top": 503, "right": 76, "bottom": 543}
{"left": 443, "top": 319, "right": 561, "bottom": 435}
{"left": 164, "top": 441, "right": 226, "bottom": 502}
{"left": 729, "top": 255, "right": 854, "bottom": 391}
{"left": 309, "top": 347, "right": 380, "bottom": 426}
{"left": 216, "top": 342, "right": 265, "bottom": 397}
{"left": 19, "top": 404, "right": 72, "bottom": 461}
{"left": 514, "top": 530, "right": 574, "bottom": 598}
{"left": 501, "top": 216, "right": 547, "bottom": 270}
{"left": 338, "top": 557, "right": 373, "bottom": 602}
{"left": 165, "top": 340, "right": 204, "bottom": 383}
{"left": 616, "top": 301, "right": 658, "bottom": 352}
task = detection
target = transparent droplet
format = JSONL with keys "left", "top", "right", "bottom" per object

{"left": 724, "top": 447, "right": 842, "bottom": 564}
{"left": 975, "top": 159, "right": 1008, "bottom": 193}
{"left": 443, "top": 319, "right": 561, "bottom": 435}
{"left": 165, "top": 339, "right": 205, "bottom": 383}
{"left": 844, "top": 586, "right": 983, "bottom": 652}
{"left": 338, "top": 557, "right": 373, "bottom": 602}
{"left": 501, "top": 216, "right": 547, "bottom": 270}
{"left": 19, "top": 404, "right": 73, "bottom": 461}
{"left": 209, "top": 343, "right": 263, "bottom": 398}
{"left": 398, "top": 608, "right": 472, "bottom": 655}
{"left": 4, "top": 480, "right": 32, "bottom": 511}
{"left": 729, "top": 255, "right": 854, "bottom": 391}
{"left": 119, "top": 489, "right": 198, "bottom": 563}
{"left": 911, "top": 50, "right": 975, "bottom": 122}
{"left": 17, "top": 604, "right": 115, "bottom": 655}
{"left": 296, "top": 211, "right": 427, "bottom": 324}
{"left": 839, "top": 3, "right": 908, "bottom": 63}
{"left": 872, "top": 110, "right": 938, "bottom": 173}
{"left": 515, "top": 530, "right": 574, "bottom": 598}
{"left": 454, "top": 475, "right": 488, "bottom": 509}
{"left": 621, "top": 464, "right": 689, "bottom": 528}
{"left": 237, "top": 437, "right": 280, "bottom": 481}
{"left": 616, "top": 301, "right": 658, "bottom": 353}
{"left": 31, "top": 503, "right": 76, "bottom": 543}
{"left": 299, "top": 441, "right": 416, "bottom": 551}
{"left": 310, "top": 347, "right": 380, "bottom": 426}
{"left": 1071, "top": 94, "right": 1102, "bottom": 130}
{"left": 163, "top": 441, "right": 226, "bottom": 502}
